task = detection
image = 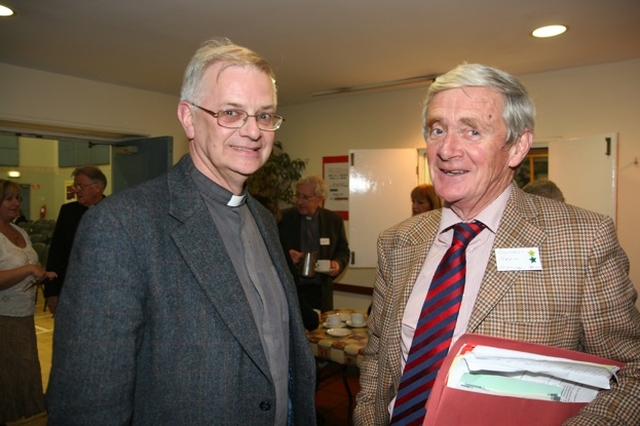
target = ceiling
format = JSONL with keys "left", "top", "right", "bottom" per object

{"left": 1, "top": 0, "right": 639, "bottom": 107}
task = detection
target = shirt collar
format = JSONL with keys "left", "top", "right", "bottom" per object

{"left": 439, "top": 184, "right": 512, "bottom": 236}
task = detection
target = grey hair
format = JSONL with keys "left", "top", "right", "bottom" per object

{"left": 422, "top": 63, "right": 535, "bottom": 146}
{"left": 180, "top": 37, "right": 277, "bottom": 105}
{"left": 72, "top": 165, "right": 107, "bottom": 189}
{"left": 296, "top": 175, "right": 327, "bottom": 198}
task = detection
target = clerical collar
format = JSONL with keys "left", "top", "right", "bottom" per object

{"left": 190, "top": 163, "right": 247, "bottom": 207}
{"left": 305, "top": 209, "right": 319, "bottom": 220}
{"left": 227, "top": 194, "right": 246, "bottom": 207}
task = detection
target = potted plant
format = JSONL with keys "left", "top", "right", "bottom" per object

{"left": 248, "top": 141, "right": 306, "bottom": 219}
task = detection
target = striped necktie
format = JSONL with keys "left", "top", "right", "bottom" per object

{"left": 390, "top": 221, "right": 486, "bottom": 425}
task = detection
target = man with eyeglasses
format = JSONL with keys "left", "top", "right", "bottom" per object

{"left": 43, "top": 165, "right": 106, "bottom": 314}
{"left": 278, "top": 175, "right": 350, "bottom": 312}
{"left": 47, "top": 38, "right": 316, "bottom": 425}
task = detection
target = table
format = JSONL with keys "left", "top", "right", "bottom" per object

{"left": 306, "top": 309, "right": 369, "bottom": 425}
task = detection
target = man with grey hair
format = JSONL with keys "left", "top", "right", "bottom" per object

{"left": 47, "top": 38, "right": 316, "bottom": 425}
{"left": 355, "top": 63, "right": 640, "bottom": 425}
{"left": 44, "top": 165, "right": 107, "bottom": 314}
{"left": 279, "top": 175, "right": 350, "bottom": 312}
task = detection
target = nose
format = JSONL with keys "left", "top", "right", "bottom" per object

{"left": 238, "top": 115, "right": 262, "bottom": 140}
{"left": 436, "top": 132, "right": 463, "bottom": 160}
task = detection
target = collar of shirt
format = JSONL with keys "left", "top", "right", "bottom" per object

{"left": 190, "top": 165, "right": 247, "bottom": 208}
{"left": 437, "top": 184, "right": 513, "bottom": 242}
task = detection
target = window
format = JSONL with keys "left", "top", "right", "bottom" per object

{"left": 515, "top": 148, "right": 548, "bottom": 188}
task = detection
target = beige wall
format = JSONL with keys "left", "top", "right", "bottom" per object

{"left": 0, "top": 63, "right": 189, "bottom": 162}
{"left": 1, "top": 59, "right": 639, "bottom": 311}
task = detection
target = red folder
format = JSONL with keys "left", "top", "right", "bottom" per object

{"left": 423, "top": 333, "right": 624, "bottom": 426}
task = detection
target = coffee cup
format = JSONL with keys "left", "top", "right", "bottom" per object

{"left": 337, "top": 312, "right": 351, "bottom": 322}
{"left": 351, "top": 313, "right": 365, "bottom": 326}
{"left": 316, "top": 259, "right": 331, "bottom": 271}
{"left": 326, "top": 313, "right": 341, "bottom": 328}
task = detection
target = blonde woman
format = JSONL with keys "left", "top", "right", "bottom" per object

{"left": 0, "top": 179, "right": 56, "bottom": 424}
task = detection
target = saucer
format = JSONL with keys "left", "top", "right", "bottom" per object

{"left": 346, "top": 320, "right": 366, "bottom": 328}
{"left": 326, "top": 328, "right": 351, "bottom": 337}
{"left": 315, "top": 267, "right": 334, "bottom": 273}
{"left": 322, "top": 321, "right": 345, "bottom": 329}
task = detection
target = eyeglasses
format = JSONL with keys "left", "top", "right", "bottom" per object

{"left": 295, "top": 193, "right": 317, "bottom": 202}
{"left": 191, "top": 103, "right": 285, "bottom": 131}
{"left": 73, "top": 182, "right": 98, "bottom": 191}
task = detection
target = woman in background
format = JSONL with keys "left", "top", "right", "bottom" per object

{"left": 410, "top": 183, "right": 442, "bottom": 216}
{"left": 0, "top": 179, "right": 56, "bottom": 425}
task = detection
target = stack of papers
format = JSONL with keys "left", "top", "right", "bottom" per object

{"left": 447, "top": 344, "right": 620, "bottom": 403}
{"left": 423, "top": 334, "right": 625, "bottom": 426}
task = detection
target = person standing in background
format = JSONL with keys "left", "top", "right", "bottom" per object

{"left": 47, "top": 38, "right": 316, "bottom": 425}
{"left": 522, "top": 179, "right": 565, "bottom": 202}
{"left": 0, "top": 180, "right": 56, "bottom": 425}
{"left": 279, "top": 175, "right": 350, "bottom": 312}
{"left": 410, "top": 183, "right": 442, "bottom": 216}
{"left": 43, "top": 165, "right": 106, "bottom": 314}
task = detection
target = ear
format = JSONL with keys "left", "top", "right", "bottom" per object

{"left": 177, "top": 101, "right": 196, "bottom": 140}
{"left": 508, "top": 128, "right": 533, "bottom": 168}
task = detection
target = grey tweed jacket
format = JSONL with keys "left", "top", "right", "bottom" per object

{"left": 355, "top": 183, "right": 640, "bottom": 426}
{"left": 46, "top": 155, "right": 317, "bottom": 426}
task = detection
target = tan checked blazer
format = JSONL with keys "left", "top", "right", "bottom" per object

{"left": 354, "top": 184, "right": 640, "bottom": 426}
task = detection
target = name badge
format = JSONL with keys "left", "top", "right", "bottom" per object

{"left": 320, "top": 238, "right": 330, "bottom": 246}
{"left": 495, "top": 247, "right": 542, "bottom": 271}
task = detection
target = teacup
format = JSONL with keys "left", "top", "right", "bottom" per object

{"left": 326, "top": 313, "right": 341, "bottom": 328}
{"left": 316, "top": 259, "right": 331, "bottom": 271}
{"left": 351, "top": 313, "right": 366, "bottom": 327}
{"left": 337, "top": 312, "right": 351, "bottom": 322}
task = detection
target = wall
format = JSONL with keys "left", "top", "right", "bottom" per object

{"left": 0, "top": 63, "right": 189, "bottom": 162}
{"left": 277, "top": 59, "right": 640, "bottom": 310}
{"left": 1, "top": 59, "right": 639, "bottom": 311}
{"left": 0, "top": 137, "right": 112, "bottom": 221}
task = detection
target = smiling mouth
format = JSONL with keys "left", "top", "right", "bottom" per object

{"left": 231, "top": 144, "right": 260, "bottom": 153}
{"left": 441, "top": 168, "right": 468, "bottom": 175}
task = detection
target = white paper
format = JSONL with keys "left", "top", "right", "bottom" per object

{"left": 447, "top": 345, "right": 620, "bottom": 403}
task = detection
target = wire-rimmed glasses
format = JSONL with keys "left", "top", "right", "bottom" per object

{"left": 191, "top": 103, "right": 285, "bottom": 131}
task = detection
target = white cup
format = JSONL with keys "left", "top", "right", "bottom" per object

{"left": 351, "top": 313, "right": 365, "bottom": 326}
{"left": 316, "top": 259, "right": 331, "bottom": 271}
{"left": 337, "top": 312, "right": 351, "bottom": 322}
{"left": 326, "top": 313, "right": 341, "bottom": 328}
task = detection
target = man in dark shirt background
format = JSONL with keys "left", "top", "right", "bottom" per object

{"left": 44, "top": 165, "right": 106, "bottom": 314}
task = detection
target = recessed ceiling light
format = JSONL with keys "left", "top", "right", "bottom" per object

{"left": 0, "top": 4, "right": 14, "bottom": 17}
{"left": 532, "top": 25, "right": 568, "bottom": 38}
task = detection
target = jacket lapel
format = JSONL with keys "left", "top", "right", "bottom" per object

{"left": 166, "top": 156, "right": 270, "bottom": 377}
{"left": 468, "top": 186, "right": 548, "bottom": 331}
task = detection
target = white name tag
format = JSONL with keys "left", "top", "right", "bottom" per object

{"left": 495, "top": 247, "right": 542, "bottom": 271}
{"left": 320, "top": 238, "right": 330, "bottom": 246}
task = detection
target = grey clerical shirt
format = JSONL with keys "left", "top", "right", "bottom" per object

{"left": 191, "top": 166, "right": 290, "bottom": 425}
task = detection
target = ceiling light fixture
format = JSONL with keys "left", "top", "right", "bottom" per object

{"left": 311, "top": 74, "right": 439, "bottom": 97}
{"left": 0, "top": 4, "right": 14, "bottom": 17}
{"left": 532, "top": 25, "right": 568, "bottom": 38}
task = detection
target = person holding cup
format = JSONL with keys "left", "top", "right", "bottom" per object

{"left": 279, "top": 175, "right": 350, "bottom": 312}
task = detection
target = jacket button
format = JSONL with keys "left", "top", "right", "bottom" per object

{"left": 259, "top": 401, "right": 271, "bottom": 411}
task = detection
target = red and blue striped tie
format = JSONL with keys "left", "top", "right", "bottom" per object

{"left": 390, "top": 221, "right": 486, "bottom": 426}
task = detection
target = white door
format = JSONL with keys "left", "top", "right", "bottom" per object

{"left": 349, "top": 149, "right": 418, "bottom": 267}
{"left": 548, "top": 133, "right": 617, "bottom": 223}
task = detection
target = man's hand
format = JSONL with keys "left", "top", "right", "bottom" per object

{"left": 289, "top": 249, "right": 303, "bottom": 264}
{"left": 47, "top": 295, "right": 59, "bottom": 315}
